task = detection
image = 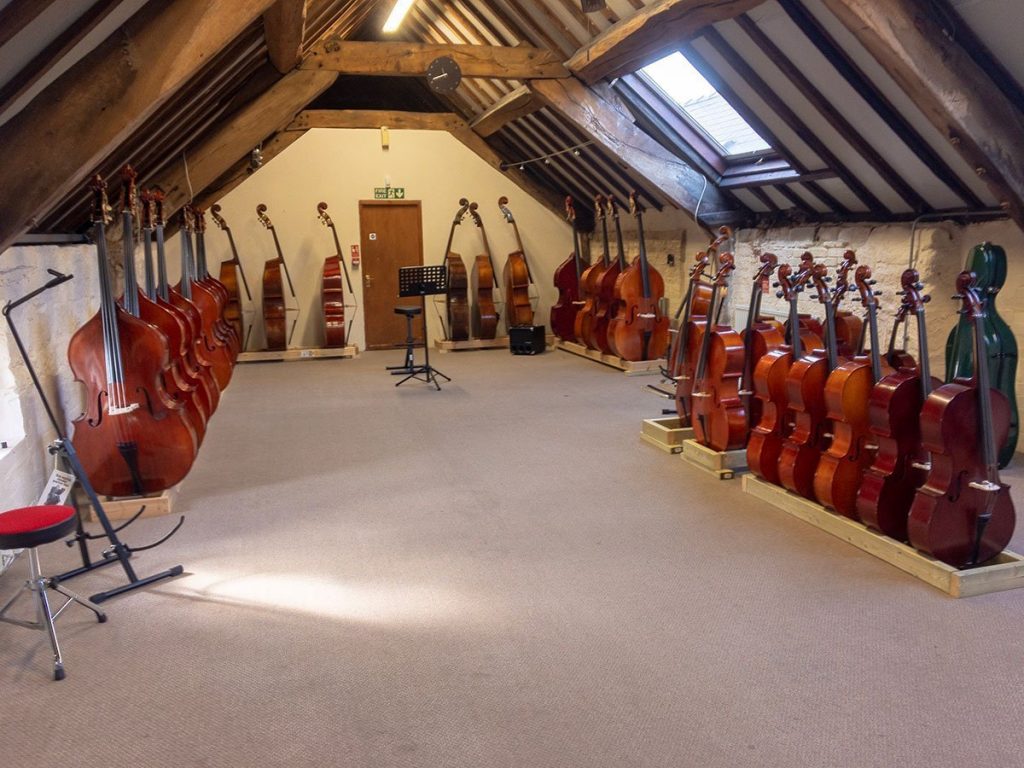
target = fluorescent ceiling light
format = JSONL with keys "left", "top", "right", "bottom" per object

{"left": 382, "top": 0, "right": 416, "bottom": 32}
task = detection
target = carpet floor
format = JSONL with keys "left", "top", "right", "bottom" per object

{"left": 2, "top": 348, "right": 1023, "bottom": 767}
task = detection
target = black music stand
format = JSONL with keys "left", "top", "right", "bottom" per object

{"left": 391, "top": 265, "right": 450, "bottom": 390}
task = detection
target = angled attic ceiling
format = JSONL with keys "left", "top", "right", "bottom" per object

{"left": 0, "top": 0, "right": 1021, "bottom": 252}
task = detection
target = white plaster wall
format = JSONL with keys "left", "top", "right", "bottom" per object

{"left": 164, "top": 128, "right": 583, "bottom": 350}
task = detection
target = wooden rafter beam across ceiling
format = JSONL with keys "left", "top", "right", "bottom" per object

{"left": 469, "top": 86, "right": 539, "bottom": 137}
{"left": 286, "top": 109, "right": 565, "bottom": 217}
{"left": 301, "top": 40, "right": 569, "bottom": 79}
{"left": 0, "top": 0, "right": 278, "bottom": 254}
{"left": 0, "top": 0, "right": 61, "bottom": 48}
{"left": 527, "top": 77, "right": 745, "bottom": 226}
{"left": 820, "top": 0, "right": 1024, "bottom": 229}
{"left": 153, "top": 70, "right": 337, "bottom": 220}
{"left": 263, "top": 0, "right": 308, "bottom": 73}
{"left": 566, "top": 0, "right": 765, "bottom": 85}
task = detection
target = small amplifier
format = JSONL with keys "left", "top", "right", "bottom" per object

{"left": 509, "top": 325, "right": 546, "bottom": 355}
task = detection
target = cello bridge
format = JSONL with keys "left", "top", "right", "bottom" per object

{"left": 109, "top": 403, "right": 140, "bottom": 416}
{"left": 638, "top": 312, "right": 657, "bottom": 319}
{"left": 968, "top": 480, "right": 1000, "bottom": 493}
{"left": 910, "top": 461, "right": 932, "bottom": 471}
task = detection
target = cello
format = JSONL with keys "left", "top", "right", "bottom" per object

{"left": 178, "top": 207, "right": 235, "bottom": 389}
{"left": 945, "top": 242, "right": 1018, "bottom": 466}
{"left": 608, "top": 193, "right": 669, "bottom": 362}
{"left": 746, "top": 262, "right": 822, "bottom": 485}
{"left": 442, "top": 198, "right": 471, "bottom": 341}
{"left": 908, "top": 271, "right": 1016, "bottom": 567}
{"left": 857, "top": 269, "right": 938, "bottom": 540}
{"left": 150, "top": 189, "right": 221, "bottom": 413}
{"left": 118, "top": 167, "right": 207, "bottom": 444}
{"left": 778, "top": 262, "right": 844, "bottom": 500}
{"left": 574, "top": 195, "right": 610, "bottom": 350}
{"left": 468, "top": 202, "right": 500, "bottom": 340}
{"left": 813, "top": 264, "right": 892, "bottom": 519}
{"left": 210, "top": 203, "right": 253, "bottom": 349}
{"left": 68, "top": 175, "right": 197, "bottom": 497}
{"left": 316, "top": 201, "right": 355, "bottom": 348}
{"left": 256, "top": 203, "right": 297, "bottom": 351}
{"left": 550, "top": 196, "right": 586, "bottom": 341}
{"left": 496, "top": 196, "right": 534, "bottom": 327}
{"left": 736, "top": 253, "right": 787, "bottom": 432}
{"left": 591, "top": 195, "right": 628, "bottom": 355}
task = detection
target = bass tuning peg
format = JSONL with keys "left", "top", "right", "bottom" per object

{"left": 775, "top": 291, "right": 785, "bottom": 299}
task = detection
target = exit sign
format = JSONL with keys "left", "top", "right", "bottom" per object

{"left": 373, "top": 187, "right": 406, "bottom": 200}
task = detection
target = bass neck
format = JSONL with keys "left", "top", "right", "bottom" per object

{"left": 326, "top": 220, "right": 354, "bottom": 294}
{"left": 635, "top": 210, "right": 652, "bottom": 299}
{"left": 972, "top": 303, "right": 1000, "bottom": 478}
{"left": 267, "top": 225, "right": 296, "bottom": 297}
{"left": 823, "top": 302, "right": 840, "bottom": 371}
{"left": 916, "top": 307, "right": 933, "bottom": 399}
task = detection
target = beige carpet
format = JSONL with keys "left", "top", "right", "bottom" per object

{"left": 2, "top": 347, "right": 1024, "bottom": 768}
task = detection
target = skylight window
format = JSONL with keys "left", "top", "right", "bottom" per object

{"left": 641, "top": 52, "right": 770, "bottom": 158}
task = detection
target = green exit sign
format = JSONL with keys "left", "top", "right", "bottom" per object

{"left": 373, "top": 187, "right": 406, "bottom": 200}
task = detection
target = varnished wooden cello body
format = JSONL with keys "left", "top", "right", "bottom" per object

{"left": 317, "top": 201, "right": 355, "bottom": 348}
{"left": 738, "top": 253, "right": 786, "bottom": 432}
{"left": 551, "top": 196, "right": 586, "bottom": 341}
{"left": 468, "top": 202, "right": 499, "bottom": 340}
{"left": 609, "top": 193, "right": 669, "bottom": 362}
{"left": 908, "top": 271, "right": 1015, "bottom": 567}
{"left": 857, "top": 270, "right": 937, "bottom": 540}
{"left": 497, "top": 196, "right": 534, "bottom": 328}
{"left": 209, "top": 204, "right": 252, "bottom": 349}
{"left": 69, "top": 176, "right": 197, "bottom": 497}
{"left": 574, "top": 195, "right": 610, "bottom": 349}
{"left": 256, "top": 203, "right": 296, "bottom": 352}
{"left": 945, "top": 242, "right": 1019, "bottom": 467}
{"left": 442, "top": 199, "right": 471, "bottom": 341}
{"left": 670, "top": 250, "right": 714, "bottom": 424}
{"left": 747, "top": 263, "right": 822, "bottom": 485}
{"left": 813, "top": 264, "right": 892, "bottom": 519}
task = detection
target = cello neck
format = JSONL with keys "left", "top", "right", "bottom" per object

{"left": 789, "top": 294, "right": 802, "bottom": 360}
{"left": 179, "top": 212, "right": 194, "bottom": 302}
{"left": 866, "top": 302, "right": 882, "bottom": 381}
{"left": 596, "top": 196, "right": 610, "bottom": 268}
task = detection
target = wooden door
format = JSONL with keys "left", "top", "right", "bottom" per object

{"left": 359, "top": 201, "right": 424, "bottom": 349}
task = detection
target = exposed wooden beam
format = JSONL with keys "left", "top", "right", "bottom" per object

{"left": 285, "top": 109, "right": 566, "bottom": 218}
{"left": 263, "top": 0, "right": 307, "bottom": 73}
{"left": 301, "top": 40, "right": 568, "bottom": 78}
{"left": 528, "top": 77, "right": 745, "bottom": 224}
{"left": 0, "top": 0, "right": 277, "bottom": 254}
{"left": 153, "top": 70, "right": 336, "bottom": 219}
{"left": 820, "top": 0, "right": 1024, "bottom": 228}
{"left": 0, "top": 0, "right": 60, "bottom": 48}
{"left": 566, "top": 0, "right": 765, "bottom": 85}
{"left": 192, "top": 130, "right": 306, "bottom": 213}
{"left": 469, "top": 86, "right": 539, "bottom": 137}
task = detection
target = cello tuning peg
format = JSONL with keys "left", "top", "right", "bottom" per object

{"left": 915, "top": 282, "right": 924, "bottom": 290}
{"left": 895, "top": 289, "right": 906, "bottom": 295}
{"left": 772, "top": 281, "right": 780, "bottom": 288}
{"left": 874, "top": 290, "right": 883, "bottom": 296}
{"left": 923, "top": 295, "right": 932, "bottom": 303}
{"left": 823, "top": 276, "right": 833, "bottom": 283}
{"left": 775, "top": 291, "right": 784, "bottom": 299}
{"left": 868, "top": 279, "right": 877, "bottom": 285}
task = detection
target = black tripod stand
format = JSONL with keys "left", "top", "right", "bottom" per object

{"left": 389, "top": 265, "right": 451, "bottom": 391}
{"left": 3, "top": 269, "right": 184, "bottom": 604}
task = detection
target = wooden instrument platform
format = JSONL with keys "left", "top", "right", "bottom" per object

{"left": 81, "top": 486, "right": 178, "bottom": 522}
{"left": 237, "top": 345, "right": 359, "bottom": 363}
{"left": 741, "top": 474, "right": 1024, "bottom": 597}
{"left": 435, "top": 336, "right": 510, "bottom": 352}
{"left": 555, "top": 340, "right": 663, "bottom": 376}
{"left": 640, "top": 417, "right": 694, "bottom": 454}
{"left": 681, "top": 439, "right": 748, "bottom": 479}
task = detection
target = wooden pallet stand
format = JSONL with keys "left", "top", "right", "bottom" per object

{"left": 237, "top": 345, "right": 358, "bottom": 363}
{"left": 640, "top": 417, "right": 694, "bottom": 454}
{"left": 81, "top": 485, "right": 179, "bottom": 522}
{"left": 434, "top": 336, "right": 510, "bottom": 352}
{"left": 741, "top": 473, "right": 1024, "bottom": 597}
{"left": 555, "top": 339, "right": 663, "bottom": 376}
{"left": 681, "top": 439, "right": 748, "bottom": 479}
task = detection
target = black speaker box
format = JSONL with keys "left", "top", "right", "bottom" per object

{"left": 509, "top": 325, "right": 546, "bottom": 355}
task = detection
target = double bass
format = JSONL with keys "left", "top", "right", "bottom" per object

{"left": 317, "top": 201, "right": 355, "bottom": 348}
{"left": 746, "top": 262, "right": 821, "bottom": 485}
{"left": 442, "top": 198, "right": 471, "bottom": 341}
{"left": 945, "top": 242, "right": 1018, "bottom": 466}
{"left": 497, "top": 196, "right": 534, "bottom": 327}
{"left": 68, "top": 175, "right": 197, "bottom": 497}
{"left": 550, "top": 196, "right": 586, "bottom": 341}
{"left": 574, "top": 195, "right": 610, "bottom": 349}
{"left": 256, "top": 203, "right": 297, "bottom": 351}
{"left": 608, "top": 193, "right": 669, "bottom": 362}
{"left": 909, "top": 271, "right": 1015, "bottom": 567}
{"left": 210, "top": 204, "right": 252, "bottom": 348}
{"left": 857, "top": 270, "right": 937, "bottom": 540}
{"left": 468, "top": 202, "right": 500, "bottom": 340}
{"left": 193, "top": 207, "right": 240, "bottom": 359}
{"left": 591, "top": 195, "right": 628, "bottom": 356}
{"left": 813, "top": 265, "right": 891, "bottom": 519}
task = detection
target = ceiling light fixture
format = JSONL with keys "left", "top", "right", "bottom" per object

{"left": 382, "top": 0, "right": 416, "bottom": 33}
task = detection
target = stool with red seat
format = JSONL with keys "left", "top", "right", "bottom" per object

{"left": 0, "top": 505, "right": 107, "bottom": 680}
